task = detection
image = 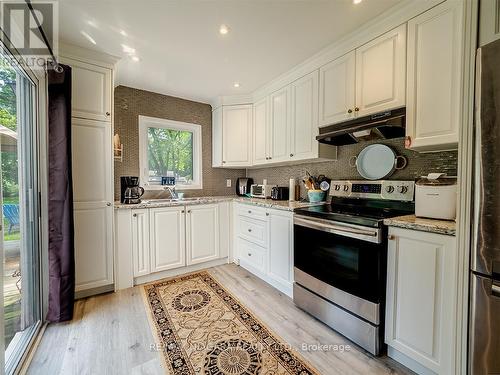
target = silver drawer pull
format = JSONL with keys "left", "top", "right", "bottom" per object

{"left": 248, "top": 229, "right": 252, "bottom": 232}
{"left": 248, "top": 253, "right": 252, "bottom": 256}
{"left": 248, "top": 210, "right": 252, "bottom": 214}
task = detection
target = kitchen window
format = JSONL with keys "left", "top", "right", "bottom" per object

{"left": 139, "top": 116, "right": 202, "bottom": 190}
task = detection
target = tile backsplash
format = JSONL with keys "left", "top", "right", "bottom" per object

{"left": 114, "top": 85, "right": 245, "bottom": 200}
{"left": 246, "top": 138, "right": 458, "bottom": 199}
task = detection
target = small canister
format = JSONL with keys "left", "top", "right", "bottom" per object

{"left": 415, "top": 173, "right": 457, "bottom": 220}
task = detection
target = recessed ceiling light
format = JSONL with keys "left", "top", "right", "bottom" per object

{"left": 233, "top": 82, "right": 240, "bottom": 88}
{"left": 80, "top": 31, "right": 96, "bottom": 45}
{"left": 219, "top": 24, "right": 229, "bottom": 35}
{"left": 131, "top": 56, "right": 140, "bottom": 62}
{"left": 121, "top": 44, "right": 136, "bottom": 55}
{"left": 353, "top": 0, "right": 362, "bottom": 4}
{"left": 120, "top": 30, "right": 127, "bottom": 37}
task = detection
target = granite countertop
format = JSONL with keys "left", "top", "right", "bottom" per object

{"left": 114, "top": 196, "right": 234, "bottom": 209}
{"left": 115, "top": 196, "right": 326, "bottom": 212}
{"left": 383, "top": 215, "right": 456, "bottom": 236}
{"left": 233, "top": 197, "right": 327, "bottom": 211}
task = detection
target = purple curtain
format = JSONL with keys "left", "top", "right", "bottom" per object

{"left": 46, "top": 64, "right": 75, "bottom": 322}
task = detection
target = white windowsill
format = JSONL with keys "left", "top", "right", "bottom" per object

{"left": 144, "top": 184, "right": 203, "bottom": 191}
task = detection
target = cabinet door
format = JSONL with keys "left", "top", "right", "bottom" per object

{"left": 270, "top": 86, "right": 291, "bottom": 162}
{"left": 385, "top": 227, "right": 457, "bottom": 374}
{"left": 291, "top": 71, "right": 319, "bottom": 160}
{"left": 132, "top": 209, "right": 150, "bottom": 277}
{"left": 319, "top": 51, "right": 356, "bottom": 126}
{"left": 268, "top": 211, "right": 293, "bottom": 289}
{"left": 212, "top": 107, "right": 223, "bottom": 167}
{"left": 355, "top": 25, "right": 406, "bottom": 117}
{"left": 479, "top": 0, "right": 500, "bottom": 46}
{"left": 186, "top": 204, "right": 219, "bottom": 265}
{"left": 62, "top": 57, "right": 112, "bottom": 122}
{"left": 150, "top": 207, "right": 186, "bottom": 272}
{"left": 406, "top": 2, "right": 463, "bottom": 151}
{"left": 253, "top": 97, "right": 270, "bottom": 165}
{"left": 222, "top": 105, "right": 253, "bottom": 167}
{"left": 72, "top": 118, "right": 113, "bottom": 291}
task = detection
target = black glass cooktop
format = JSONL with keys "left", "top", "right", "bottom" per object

{"left": 295, "top": 197, "right": 415, "bottom": 228}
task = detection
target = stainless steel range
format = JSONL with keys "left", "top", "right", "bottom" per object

{"left": 293, "top": 180, "right": 415, "bottom": 355}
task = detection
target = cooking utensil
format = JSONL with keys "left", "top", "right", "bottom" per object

{"left": 349, "top": 144, "right": 407, "bottom": 180}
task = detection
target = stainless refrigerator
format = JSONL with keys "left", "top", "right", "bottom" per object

{"left": 470, "top": 38, "right": 500, "bottom": 375}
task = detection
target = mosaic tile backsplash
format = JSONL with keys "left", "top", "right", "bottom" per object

{"left": 114, "top": 86, "right": 245, "bottom": 200}
{"left": 114, "top": 85, "right": 457, "bottom": 201}
{"left": 246, "top": 138, "right": 458, "bottom": 199}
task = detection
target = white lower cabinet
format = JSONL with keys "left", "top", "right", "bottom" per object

{"left": 234, "top": 203, "right": 293, "bottom": 297}
{"left": 186, "top": 204, "right": 219, "bottom": 265}
{"left": 131, "top": 209, "right": 150, "bottom": 277}
{"left": 115, "top": 202, "right": 230, "bottom": 289}
{"left": 385, "top": 227, "right": 457, "bottom": 375}
{"left": 150, "top": 206, "right": 186, "bottom": 273}
{"left": 267, "top": 211, "right": 293, "bottom": 292}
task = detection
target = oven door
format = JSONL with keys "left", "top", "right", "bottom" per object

{"left": 294, "top": 215, "right": 386, "bottom": 305}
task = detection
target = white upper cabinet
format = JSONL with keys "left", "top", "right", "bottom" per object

{"left": 290, "top": 71, "right": 319, "bottom": 160}
{"left": 479, "top": 0, "right": 500, "bottom": 46}
{"left": 406, "top": 1, "right": 463, "bottom": 151}
{"left": 253, "top": 97, "right": 270, "bottom": 165}
{"left": 319, "top": 51, "right": 356, "bottom": 126}
{"left": 149, "top": 206, "right": 186, "bottom": 273}
{"left": 212, "top": 106, "right": 223, "bottom": 167}
{"left": 355, "top": 24, "right": 406, "bottom": 117}
{"left": 186, "top": 204, "right": 219, "bottom": 265}
{"left": 270, "top": 87, "right": 291, "bottom": 162}
{"left": 63, "top": 57, "right": 112, "bottom": 122}
{"left": 216, "top": 104, "right": 252, "bottom": 167}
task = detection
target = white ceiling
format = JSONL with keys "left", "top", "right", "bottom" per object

{"left": 58, "top": 0, "right": 402, "bottom": 104}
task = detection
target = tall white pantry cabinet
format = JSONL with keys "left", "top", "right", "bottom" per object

{"left": 60, "top": 45, "right": 118, "bottom": 297}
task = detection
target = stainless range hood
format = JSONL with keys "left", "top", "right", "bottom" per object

{"left": 317, "top": 107, "right": 406, "bottom": 146}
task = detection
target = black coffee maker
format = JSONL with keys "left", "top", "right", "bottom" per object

{"left": 120, "top": 176, "right": 145, "bottom": 204}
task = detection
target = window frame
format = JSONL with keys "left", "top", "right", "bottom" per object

{"left": 138, "top": 115, "right": 203, "bottom": 190}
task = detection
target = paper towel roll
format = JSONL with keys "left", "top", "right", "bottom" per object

{"left": 289, "top": 178, "right": 295, "bottom": 202}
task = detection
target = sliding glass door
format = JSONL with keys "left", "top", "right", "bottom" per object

{"left": 1, "top": 50, "right": 41, "bottom": 374}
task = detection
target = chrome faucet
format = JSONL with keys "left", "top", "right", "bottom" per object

{"left": 164, "top": 185, "right": 178, "bottom": 199}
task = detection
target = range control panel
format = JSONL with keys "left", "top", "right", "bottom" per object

{"left": 329, "top": 180, "right": 415, "bottom": 202}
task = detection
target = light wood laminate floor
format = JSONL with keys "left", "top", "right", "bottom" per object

{"left": 28, "top": 264, "right": 413, "bottom": 374}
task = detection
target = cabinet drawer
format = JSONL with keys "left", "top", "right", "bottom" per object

{"left": 237, "top": 204, "right": 269, "bottom": 220}
{"left": 238, "top": 217, "right": 267, "bottom": 246}
{"left": 238, "top": 239, "right": 266, "bottom": 273}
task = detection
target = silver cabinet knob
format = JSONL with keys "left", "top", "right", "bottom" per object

{"left": 248, "top": 229, "right": 252, "bottom": 232}
{"left": 106, "top": 202, "right": 112, "bottom": 206}
{"left": 348, "top": 109, "right": 353, "bottom": 114}
{"left": 248, "top": 210, "right": 252, "bottom": 214}
{"left": 266, "top": 213, "right": 269, "bottom": 216}
{"left": 248, "top": 253, "right": 252, "bottom": 257}
{"left": 290, "top": 153, "right": 294, "bottom": 157}
{"left": 106, "top": 111, "right": 111, "bottom": 116}
{"left": 388, "top": 235, "right": 396, "bottom": 240}
{"left": 188, "top": 210, "right": 192, "bottom": 213}
{"left": 181, "top": 210, "right": 185, "bottom": 213}
{"left": 133, "top": 213, "right": 137, "bottom": 217}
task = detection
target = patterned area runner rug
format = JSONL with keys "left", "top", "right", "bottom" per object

{"left": 143, "top": 271, "right": 319, "bottom": 375}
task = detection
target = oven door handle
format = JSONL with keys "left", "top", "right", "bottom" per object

{"left": 294, "top": 215, "right": 381, "bottom": 243}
